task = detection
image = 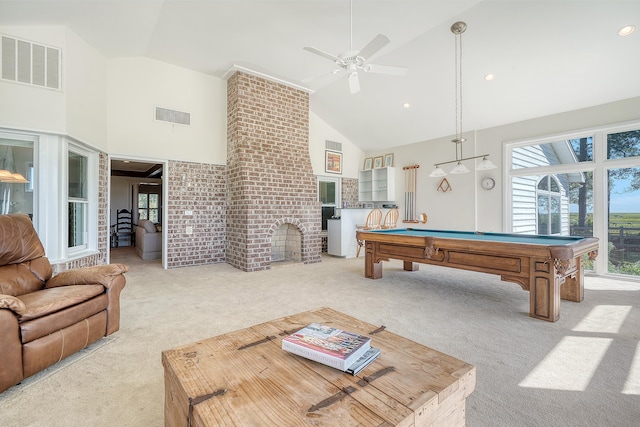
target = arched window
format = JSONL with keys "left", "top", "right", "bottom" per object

{"left": 537, "top": 175, "right": 562, "bottom": 235}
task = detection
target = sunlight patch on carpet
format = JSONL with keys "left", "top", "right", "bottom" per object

{"left": 519, "top": 336, "right": 611, "bottom": 391}
{"left": 572, "top": 305, "right": 632, "bottom": 334}
{"left": 622, "top": 341, "right": 640, "bottom": 395}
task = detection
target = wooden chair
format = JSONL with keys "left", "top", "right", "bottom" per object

{"left": 381, "top": 208, "right": 399, "bottom": 229}
{"left": 111, "top": 209, "right": 135, "bottom": 248}
{"left": 356, "top": 208, "right": 382, "bottom": 257}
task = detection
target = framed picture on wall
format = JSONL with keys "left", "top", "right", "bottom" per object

{"left": 373, "top": 156, "right": 384, "bottom": 168}
{"left": 363, "top": 157, "right": 373, "bottom": 170}
{"left": 325, "top": 150, "right": 342, "bottom": 174}
{"left": 384, "top": 153, "right": 394, "bottom": 167}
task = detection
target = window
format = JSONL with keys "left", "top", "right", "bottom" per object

{"left": 0, "top": 134, "right": 34, "bottom": 216}
{"left": 68, "top": 150, "right": 88, "bottom": 249}
{"left": 318, "top": 176, "right": 341, "bottom": 231}
{"left": 507, "top": 122, "right": 640, "bottom": 276}
{"left": 138, "top": 184, "right": 161, "bottom": 223}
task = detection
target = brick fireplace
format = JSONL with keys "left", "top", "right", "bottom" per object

{"left": 226, "top": 71, "right": 322, "bottom": 272}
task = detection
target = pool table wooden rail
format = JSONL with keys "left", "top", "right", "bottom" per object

{"left": 355, "top": 229, "right": 599, "bottom": 322}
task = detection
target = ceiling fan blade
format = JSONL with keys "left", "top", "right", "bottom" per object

{"left": 303, "top": 46, "right": 340, "bottom": 63}
{"left": 356, "top": 34, "right": 390, "bottom": 61}
{"left": 348, "top": 72, "right": 360, "bottom": 94}
{"left": 363, "top": 63, "right": 408, "bottom": 76}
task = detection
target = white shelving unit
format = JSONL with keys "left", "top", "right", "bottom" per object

{"left": 358, "top": 167, "right": 395, "bottom": 202}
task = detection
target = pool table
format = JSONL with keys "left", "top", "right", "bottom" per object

{"left": 355, "top": 228, "right": 599, "bottom": 322}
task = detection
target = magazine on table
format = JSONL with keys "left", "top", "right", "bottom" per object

{"left": 345, "top": 347, "right": 381, "bottom": 375}
{"left": 282, "top": 323, "right": 371, "bottom": 371}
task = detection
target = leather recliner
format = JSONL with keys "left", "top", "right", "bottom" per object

{"left": 0, "top": 214, "right": 128, "bottom": 393}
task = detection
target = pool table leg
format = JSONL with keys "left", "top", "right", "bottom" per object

{"left": 403, "top": 261, "right": 419, "bottom": 271}
{"left": 530, "top": 258, "right": 561, "bottom": 322}
{"left": 559, "top": 257, "right": 584, "bottom": 303}
{"left": 364, "top": 242, "right": 382, "bottom": 279}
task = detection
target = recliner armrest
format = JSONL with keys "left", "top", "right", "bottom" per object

{"left": 45, "top": 264, "right": 129, "bottom": 289}
{"left": 0, "top": 294, "right": 26, "bottom": 315}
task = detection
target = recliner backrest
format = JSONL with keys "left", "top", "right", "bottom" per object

{"left": 0, "top": 214, "right": 52, "bottom": 296}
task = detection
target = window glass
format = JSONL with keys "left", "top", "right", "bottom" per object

{"left": 607, "top": 130, "right": 640, "bottom": 160}
{"left": 513, "top": 172, "right": 591, "bottom": 237}
{"left": 0, "top": 138, "right": 34, "bottom": 216}
{"left": 511, "top": 137, "right": 593, "bottom": 169}
{"left": 608, "top": 167, "right": 640, "bottom": 275}
{"left": 68, "top": 150, "right": 88, "bottom": 248}
{"left": 319, "top": 181, "right": 336, "bottom": 205}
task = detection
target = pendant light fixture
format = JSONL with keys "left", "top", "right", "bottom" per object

{"left": 429, "top": 22, "right": 496, "bottom": 178}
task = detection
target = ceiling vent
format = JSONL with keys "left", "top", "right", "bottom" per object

{"left": 155, "top": 106, "right": 191, "bottom": 126}
{"left": 1, "top": 35, "right": 60, "bottom": 90}
{"left": 325, "top": 140, "right": 342, "bottom": 152}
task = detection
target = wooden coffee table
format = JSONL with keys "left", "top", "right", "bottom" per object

{"left": 162, "top": 307, "right": 476, "bottom": 426}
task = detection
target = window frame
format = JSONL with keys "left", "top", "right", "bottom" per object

{"left": 64, "top": 141, "right": 98, "bottom": 259}
{"left": 505, "top": 120, "right": 640, "bottom": 276}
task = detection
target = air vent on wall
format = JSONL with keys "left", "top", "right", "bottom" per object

{"left": 1, "top": 35, "right": 60, "bottom": 90}
{"left": 325, "top": 140, "right": 342, "bottom": 152}
{"left": 155, "top": 106, "right": 191, "bottom": 126}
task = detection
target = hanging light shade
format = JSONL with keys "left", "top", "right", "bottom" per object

{"left": 450, "top": 161, "right": 470, "bottom": 174}
{"left": 476, "top": 156, "right": 497, "bottom": 170}
{"left": 1, "top": 172, "right": 29, "bottom": 183}
{"left": 429, "top": 22, "right": 498, "bottom": 178}
{"left": 428, "top": 165, "right": 447, "bottom": 177}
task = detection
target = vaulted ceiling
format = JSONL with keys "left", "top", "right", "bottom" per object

{"left": 1, "top": 1, "right": 638, "bottom": 151}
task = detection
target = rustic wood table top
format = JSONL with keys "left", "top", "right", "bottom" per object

{"left": 162, "top": 307, "right": 476, "bottom": 427}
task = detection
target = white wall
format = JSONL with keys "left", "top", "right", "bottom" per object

{"left": 309, "top": 111, "right": 363, "bottom": 178}
{"left": 64, "top": 28, "right": 108, "bottom": 149}
{"left": 107, "top": 57, "right": 227, "bottom": 164}
{"left": 0, "top": 27, "right": 108, "bottom": 149}
{"left": 376, "top": 96, "right": 640, "bottom": 233}
{"left": 0, "top": 26, "right": 68, "bottom": 134}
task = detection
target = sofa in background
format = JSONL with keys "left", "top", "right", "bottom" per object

{"left": 0, "top": 214, "right": 128, "bottom": 393}
{"left": 135, "top": 219, "right": 162, "bottom": 260}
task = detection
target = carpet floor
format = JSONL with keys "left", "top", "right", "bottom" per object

{"left": 1, "top": 247, "right": 639, "bottom": 426}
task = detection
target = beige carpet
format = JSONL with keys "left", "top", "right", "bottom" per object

{"left": 1, "top": 248, "right": 639, "bottom": 426}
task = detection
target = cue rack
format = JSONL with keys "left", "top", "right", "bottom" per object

{"left": 403, "top": 164, "right": 419, "bottom": 223}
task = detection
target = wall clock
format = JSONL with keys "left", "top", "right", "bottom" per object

{"left": 481, "top": 177, "right": 495, "bottom": 190}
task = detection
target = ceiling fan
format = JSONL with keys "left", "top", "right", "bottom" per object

{"left": 303, "top": 0, "right": 408, "bottom": 94}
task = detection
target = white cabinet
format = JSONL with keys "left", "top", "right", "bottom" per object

{"left": 328, "top": 208, "right": 391, "bottom": 258}
{"left": 358, "top": 167, "right": 395, "bottom": 202}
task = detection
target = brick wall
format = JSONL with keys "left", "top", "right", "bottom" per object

{"left": 342, "top": 178, "right": 359, "bottom": 208}
{"left": 165, "top": 161, "right": 226, "bottom": 268}
{"left": 226, "top": 71, "right": 321, "bottom": 271}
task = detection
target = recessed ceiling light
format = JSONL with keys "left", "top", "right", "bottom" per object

{"left": 484, "top": 74, "right": 495, "bottom": 81}
{"left": 618, "top": 25, "right": 635, "bottom": 36}
{"left": 403, "top": 102, "right": 411, "bottom": 109}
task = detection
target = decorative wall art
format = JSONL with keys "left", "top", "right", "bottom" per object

{"left": 373, "top": 156, "right": 383, "bottom": 168}
{"left": 384, "top": 153, "right": 394, "bottom": 167}
{"left": 363, "top": 157, "right": 373, "bottom": 170}
{"left": 325, "top": 150, "right": 342, "bottom": 174}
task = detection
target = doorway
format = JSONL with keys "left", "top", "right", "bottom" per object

{"left": 109, "top": 158, "right": 166, "bottom": 268}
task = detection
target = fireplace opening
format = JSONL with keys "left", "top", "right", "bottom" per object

{"left": 271, "top": 223, "right": 302, "bottom": 263}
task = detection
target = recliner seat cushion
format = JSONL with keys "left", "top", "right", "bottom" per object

{"left": 16, "top": 285, "right": 105, "bottom": 321}
{"left": 19, "top": 293, "right": 109, "bottom": 344}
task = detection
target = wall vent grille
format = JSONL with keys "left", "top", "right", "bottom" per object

{"left": 1, "top": 35, "right": 61, "bottom": 90}
{"left": 325, "top": 140, "right": 342, "bottom": 152}
{"left": 155, "top": 106, "right": 191, "bottom": 125}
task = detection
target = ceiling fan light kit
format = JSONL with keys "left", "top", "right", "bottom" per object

{"left": 303, "top": 0, "right": 408, "bottom": 94}
{"left": 430, "top": 21, "right": 497, "bottom": 178}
